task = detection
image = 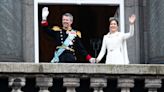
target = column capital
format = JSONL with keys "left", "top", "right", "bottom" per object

{"left": 63, "top": 78, "right": 80, "bottom": 87}
{"left": 36, "top": 76, "right": 53, "bottom": 92}
{"left": 118, "top": 78, "right": 134, "bottom": 88}
{"left": 145, "top": 79, "right": 162, "bottom": 89}
{"left": 90, "top": 78, "right": 107, "bottom": 88}
{"left": 90, "top": 78, "right": 107, "bottom": 92}
{"left": 63, "top": 77, "right": 80, "bottom": 92}
{"left": 9, "top": 77, "right": 26, "bottom": 92}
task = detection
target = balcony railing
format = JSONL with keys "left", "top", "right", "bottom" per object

{"left": 0, "top": 63, "right": 164, "bottom": 92}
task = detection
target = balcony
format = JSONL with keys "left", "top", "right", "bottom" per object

{"left": 0, "top": 63, "right": 164, "bottom": 92}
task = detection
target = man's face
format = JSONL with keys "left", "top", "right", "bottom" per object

{"left": 62, "top": 16, "right": 72, "bottom": 29}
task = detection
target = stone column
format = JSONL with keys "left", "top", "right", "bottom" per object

{"left": 90, "top": 78, "right": 107, "bottom": 92}
{"left": 117, "top": 78, "right": 134, "bottom": 92}
{"left": 124, "top": 0, "right": 141, "bottom": 64}
{"left": 22, "top": 0, "right": 34, "bottom": 62}
{"left": 145, "top": 79, "right": 162, "bottom": 92}
{"left": 63, "top": 78, "right": 80, "bottom": 92}
{"left": 36, "top": 77, "right": 53, "bottom": 92}
{"left": 9, "top": 77, "right": 26, "bottom": 92}
{"left": 0, "top": 0, "right": 23, "bottom": 62}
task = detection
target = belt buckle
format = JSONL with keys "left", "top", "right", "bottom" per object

{"left": 110, "top": 49, "right": 113, "bottom": 52}
{"left": 65, "top": 47, "right": 69, "bottom": 50}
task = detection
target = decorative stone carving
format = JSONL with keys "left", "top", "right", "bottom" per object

{"left": 117, "top": 78, "right": 134, "bottom": 92}
{"left": 90, "top": 78, "right": 107, "bottom": 92}
{"left": 145, "top": 79, "right": 162, "bottom": 92}
{"left": 9, "top": 77, "right": 26, "bottom": 92}
{"left": 63, "top": 78, "right": 80, "bottom": 92}
{"left": 36, "top": 77, "right": 53, "bottom": 92}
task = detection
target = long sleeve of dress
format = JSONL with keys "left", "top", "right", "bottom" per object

{"left": 121, "top": 24, "right": 134, "bottom": 64}
{"left": 97, "top": 36, "right": 107, "bottom": 61}
{"left": 123, "top": 24, "right": 134, "bottom": 39}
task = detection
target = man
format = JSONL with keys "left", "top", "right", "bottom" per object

{"left": 41, "top": 7, "right": 95, "bottom": 63}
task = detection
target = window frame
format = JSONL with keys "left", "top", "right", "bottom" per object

{"left": 34, "top": 0, "right": 125, "bottom": 63}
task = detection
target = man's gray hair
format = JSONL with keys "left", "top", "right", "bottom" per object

{"left": 63, "top": 13, "right": 73, "bottom": 22}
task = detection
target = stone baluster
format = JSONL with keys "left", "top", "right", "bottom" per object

{"left": 36, "top": 77, "right": 53, "bottom": 92}
{"left": 145, "top": 79, "right": 162, "bottom": 92}
{"left": 9, "top": 77, "right": 26, "bottom": 92}
{"left": 117, "top": 78, "right": 134, "bottom": 92}
{"left": 90, "top": 78, "right": 107, "bottom": 92}
{"left": 63, "top": 78, "right": 80, "bottom": 92}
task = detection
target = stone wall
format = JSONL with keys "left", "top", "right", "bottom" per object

{"left": 0, "top": 0, "right": 23, "bottom": 62}
{"left": 1, "top": 0, "right": 164, "bottom": 63}
{"left": 0, "top": 0, "right": 34, "bottom": 62}
{"left": 146, "top": 0, "right": 164, "bottom": 64}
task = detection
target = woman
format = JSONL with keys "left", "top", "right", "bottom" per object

{"left": 96, "top": 14, "right": 136, "bottom": 64}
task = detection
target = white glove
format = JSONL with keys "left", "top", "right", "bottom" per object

{"left": 89, "top": 58, "right": 96, "bottom": 63}
{"left": 42, "top": 7, "right": 49, "bottom": 20}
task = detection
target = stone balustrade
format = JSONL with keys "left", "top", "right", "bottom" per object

{"left": 0, "top": 63, "right": 164, "bottom": 92}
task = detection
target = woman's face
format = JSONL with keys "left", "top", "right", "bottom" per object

{"left": 109, "top": 20, "right": 118, "bottom": 33}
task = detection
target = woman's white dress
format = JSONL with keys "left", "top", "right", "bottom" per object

{"left": 97, "top": 24, "right": 134, "bottom": 64}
